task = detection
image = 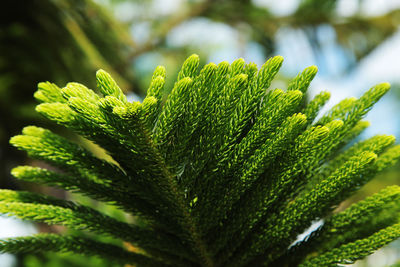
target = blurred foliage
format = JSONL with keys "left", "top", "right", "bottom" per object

{"left": 0, "top": 0, "right": 138, "bottom": 188}
{"left": 122, "top": 0, "right": 400, "bottom": 70}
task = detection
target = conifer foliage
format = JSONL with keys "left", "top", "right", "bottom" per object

{"left": 4, "top": 55, "right": 400, "bottom": 266}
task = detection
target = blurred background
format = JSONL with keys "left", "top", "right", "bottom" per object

{"left": 2, "top": 0, "right": 400, "bottom": 266}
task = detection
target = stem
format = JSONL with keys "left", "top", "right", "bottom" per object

{"left": 139, "top": 122, "right": 214, "bottom": 266}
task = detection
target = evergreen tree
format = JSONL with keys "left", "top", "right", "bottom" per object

{"left": 3, "top": 55, "right": 400, "bottom": 266}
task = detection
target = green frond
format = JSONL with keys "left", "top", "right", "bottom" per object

{"left": 5, "top": 55, "right": 399, "bottom": 267}
{"left": 62, "top": 82, "right": 100, "bottom": 103}
{"left": 317, "top": 134, "right": 395, "bottom": 181}
{"left": 229, "top": 56, "right": 283, "bottom": 140}
{"left": 209, "top": 113, "right": 308, "bottom": 254}
{"left": 177, "top": 54, "right": 200, "bottom": 80}
{"left": 153, "top": 77, "right": 193, "bottom": 148}
{"left": 374, "top": 145, "right": 400, "bottom": 171}
{"left": 317, "top": 97, "right": 357, "bottom": 125}
{"left": 68, "top": 97, "right": 105, "bottom": 124}
{"left": 302, "top": 91, "right": 330, "bottom": 124}
{"left": 0, "top": 189, "right": 76, "bottom": 208}
{"left": 9, "top": 166, "right": 174, "bottom": 229}
{"left": 143, "top": 76, "right": 165, "bottom": 130}
{"left": 230, "top": 58, "right": 246, "bottom": 76}
{"left": 0, "top": 199, "right": 192, "bottom": 260}
{"left": 236, "top": 89, "right": 304, "bottom": 161}
{"left": 257, "top": 55, "right": 283, "bottom": 90}
{"left": 36, "top": 102, "right": 80, "bottom": 126}
{"left": 244, "top": 62, "right": 258, "bottom": 80}
{"left": 168, "top": 62, "right": 218, "bottom": 174}
{"left": 96, "top": 69, "right": 127, "bottom": 102}
{"left": 11, "top": 166, "right": 117, "bottom": 202}
{"left": 299, "top": 223, "right": 400, "bottom": 267}
{"left": 338, "top": 120, "right": 371, "bottom": 149}
{"left": 281, "top": 186, "right": 400, "bottom": 266}
{"left": 0, "top": 234, "right": 167, "bottom": 267}
{"left": 234, "top": 151, "right": 377, "bottom": 266}
{"left": 151, "top": 65, "right": 166, "bottom": 81}
{"left": 287, "top": 65, "right": 318, "bottom": 93}
{"left": 10, "top": 126, "right": 124, "bottom": 187}
{"left": 142, "top": 66, "right": 166, "bottom": 128}
{"left": 34, "top": 82, "right": 66, "bottom": 103}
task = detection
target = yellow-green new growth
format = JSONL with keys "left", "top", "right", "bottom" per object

{"left": 3, "top": 55, "right": 400, "bottom": 267}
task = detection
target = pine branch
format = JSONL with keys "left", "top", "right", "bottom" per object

{"left": 232, "top": 151, "right": 378, "bottom": 266}
{"left": 4, "top": 55, "right": 400, "bottom": 267}
{"left": 299, "top": 223, "right": 400, "bottom": 267}
{"left": 279, "top": 185, "right": 400, "bottom": 266}
{"left": 301, "top": 91, "right": 330, "bottom": 125}
{"left": 0, "top": 196, "right": 192, "bottom": 260}
{"left": 0, "top": 234, "right": 167, "bottom": 267}
{"left": 10, "top": 166, "right": 159, "bottom": 219}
